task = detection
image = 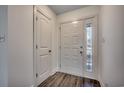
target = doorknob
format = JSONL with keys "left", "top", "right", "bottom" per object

{"left": 49, "top": 50, "right": 52, "bottom": 53}
{"left": 80, "top": 51, "right": 83, "bottom": 56}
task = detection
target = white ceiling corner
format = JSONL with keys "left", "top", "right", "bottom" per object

{"left": 48, "top": 5, "right": 89, "bottom": 15}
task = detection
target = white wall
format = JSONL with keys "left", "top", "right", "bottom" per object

{"left": 57, "top": 6, "right": 100, "bottom": 77}
{"left": 8, "top": 6, "right": 34, "bottom": 87}
{"left": 99, "top": 5, "right": 124, "bottom": 87}
{"left": 0, "top": 5, "right": 57, "bottom": 87}
{"left": 0, "top": 6, "right": 8, "bottom": 87}
{"left": 37, "top": 6, "right": 58, "bottom": 73}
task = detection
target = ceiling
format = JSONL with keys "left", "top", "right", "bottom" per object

{"left": 48, "top": 5, "right": 89, "bottom": 15}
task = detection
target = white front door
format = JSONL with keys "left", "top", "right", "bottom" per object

{"left": 60, "top": 21, "right": 84, "bottom": 76}
{"left": 35, "top": 8, "right": 51, "bottom": 86}
{"left": 60, "top": 17, "right": 97, "bottom": 79}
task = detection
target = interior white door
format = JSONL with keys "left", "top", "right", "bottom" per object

{"left": 60, "top": 21, "right": 84, "bottom": 76}
{"left": 35, "top": 9, "right": 51, "bottom": 86}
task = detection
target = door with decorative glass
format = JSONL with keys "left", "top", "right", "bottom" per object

{"left": 60, "top": 17, "right": 97, "bottom": 79}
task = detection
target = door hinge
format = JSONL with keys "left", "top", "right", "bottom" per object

{"left": 36, "top": 45, "right": 38, "bottom": 49}
{"left": 60, "top": 63, "right": 61, "bottom": 68}
{"left": 36, "top": 16, "right": 38, "bottom": 21}
{"left": 36, "top": 73, "right": 38, "bottom": 78}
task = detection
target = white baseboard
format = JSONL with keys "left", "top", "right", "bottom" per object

{"left": 59, "top": 69, "right": 83, "bottom": 77}
{"left": 52, "top": 67, "right": 83, "bottom": 77}
{"left": 30, "top": 85, "right": 34, "bottom": 87}
{"left": 99, "top": 79, "right": 105, "bottom": 87}
{"left": 51, "top": 67, "right": 59, "bottom": 76}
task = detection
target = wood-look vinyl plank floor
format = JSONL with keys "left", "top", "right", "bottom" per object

{"left": 38, "top": 72, "right": 101, "bottom": 87}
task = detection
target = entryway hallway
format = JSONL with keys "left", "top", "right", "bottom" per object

{"left": 0, "top": 5, "right": 124, "bottom": 87}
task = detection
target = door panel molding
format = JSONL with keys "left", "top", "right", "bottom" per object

{"left": 60, "top": 21, "right": 84, "bottom": 77}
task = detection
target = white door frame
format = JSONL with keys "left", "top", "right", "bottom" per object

{"left": 33, "top": 6, "right": 52, "bottom": 87}
{"left": 59, "top": 15, "right": 98, "bottom": 80}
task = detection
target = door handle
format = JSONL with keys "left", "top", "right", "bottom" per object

{"left": 80, "top": 51, "right": 83, "bottom": 56}
{"left": 49, "top": 50, "right": 52, "bottom": 53}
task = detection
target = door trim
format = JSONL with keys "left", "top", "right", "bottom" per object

{"left": 33, "top": 5, "right": 36, "bottom": 87}
{"left": 36, "top": 8, "right": 51, "bottom": 21}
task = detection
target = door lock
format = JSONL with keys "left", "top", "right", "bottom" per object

{"left": 80, "top": 46, "right": 83, "bottom": 48}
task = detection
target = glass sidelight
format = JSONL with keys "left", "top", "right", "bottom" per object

{"left": 85, "top": 23, "right": 93, "bottom": 72}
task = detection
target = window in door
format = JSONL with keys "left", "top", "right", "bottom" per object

{"left": 85, "top": 23, "right": 93, "bottom": 72}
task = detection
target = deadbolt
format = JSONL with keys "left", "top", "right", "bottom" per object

{"left": 80, "top": 46, "right": 83, "bottom": 48}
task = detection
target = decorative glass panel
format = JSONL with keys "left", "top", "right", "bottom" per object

{"left": 85, "top": 23, "right": 93, "bottom": 72}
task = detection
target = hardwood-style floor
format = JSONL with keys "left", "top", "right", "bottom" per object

{"left": 38, "top": 72, "right": 101, "bottom": 87}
